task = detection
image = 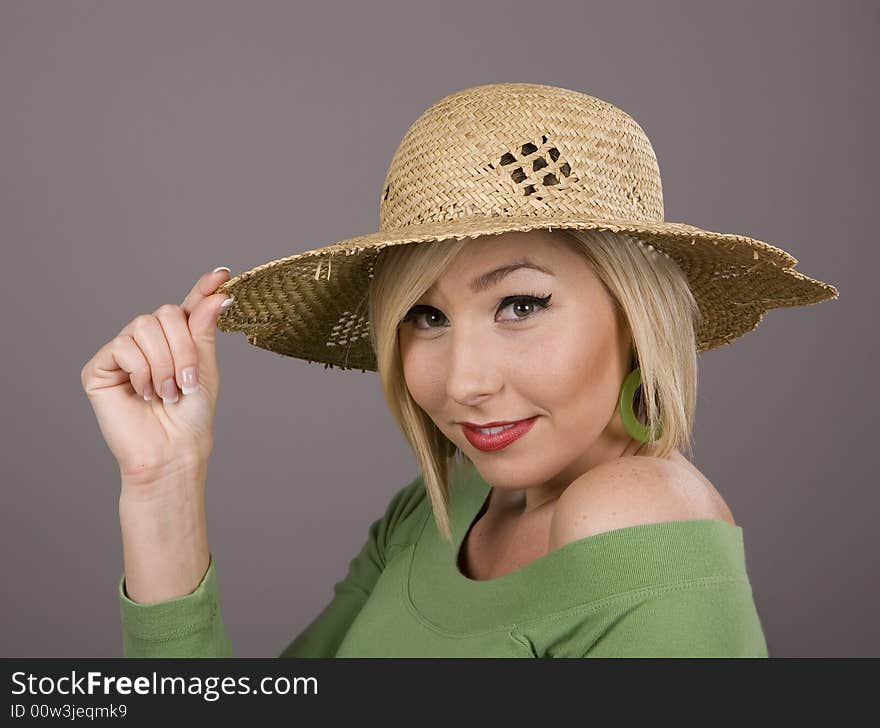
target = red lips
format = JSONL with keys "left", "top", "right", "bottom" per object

{"left": 460, "top": 416, "right": 538, "bottom": 452}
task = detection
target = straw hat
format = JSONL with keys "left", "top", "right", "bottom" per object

{"left": 213, "top": 82, "right": 838, "bottom": 372}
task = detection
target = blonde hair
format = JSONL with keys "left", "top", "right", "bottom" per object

{"left": 368, "top": 228, "right": 701, "bottom": 544}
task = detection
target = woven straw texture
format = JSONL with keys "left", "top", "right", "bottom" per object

{"left": 214, "top": 82, "right": 838, "bottom": 372}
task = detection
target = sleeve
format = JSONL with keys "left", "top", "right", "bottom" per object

{"left": 576, "top": 577, "right": 770, "bottom": 658}
{"left": 118, "top": 553, "right": 232, "bottom": 658}
{"left": 118, "top": 474, "right": 426, "bottom": 658}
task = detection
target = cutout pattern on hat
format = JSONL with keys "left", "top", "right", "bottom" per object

{"left": 495, "top": 134, "right": 580, "bottom": 199}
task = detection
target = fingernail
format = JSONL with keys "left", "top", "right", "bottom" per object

{"left": 181, "top": 366, "right": 198, "bottom": 395}
{"left": 143, "top": 382, "right": 153, "bottom": 401}
{"left": 161, "top": 379, "right": 179, "bottom": 403}
{"left": 213, "top": 266, "right": 231, "bottom": 274}
{"left": 220, "top": 297, "right": 235, "bottom": 310}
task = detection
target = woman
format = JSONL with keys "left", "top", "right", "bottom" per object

{"left": 82, "top": 82, "right": 838, "bottom": 657}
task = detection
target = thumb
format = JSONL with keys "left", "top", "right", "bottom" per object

{"left": 188, "top": 294, "right": 234, "bottom": 385}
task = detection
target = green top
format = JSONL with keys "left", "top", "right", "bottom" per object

{"left": 118, "top": 462, "right": 769, "bottom": 657}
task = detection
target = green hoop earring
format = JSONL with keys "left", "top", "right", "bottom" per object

{"left": 618, "top": 366, "right": 662, "bottom": 443}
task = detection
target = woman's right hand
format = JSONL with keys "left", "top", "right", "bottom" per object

{"left": 81, "top": 268, "right": 235, "bottom": 487}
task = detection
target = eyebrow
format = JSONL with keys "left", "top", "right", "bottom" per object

{"left": 467, "top": 258, "right": 555, "bottom": 293}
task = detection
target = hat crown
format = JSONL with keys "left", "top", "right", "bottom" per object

{"left": 378, "top": 82, "right": 665, "bottom": 232}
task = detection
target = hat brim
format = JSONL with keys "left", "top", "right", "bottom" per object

{"left": 214, "top": 214, "right": 839, "bottom": 371}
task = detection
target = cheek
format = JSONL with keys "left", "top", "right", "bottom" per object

{"left": 400, "top": 340, "right": 446, "bottom": 412}
{"left": 527, "top": 314, "right": 617, "bottom": 414}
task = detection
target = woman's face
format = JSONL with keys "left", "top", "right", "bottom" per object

{"left": 398, "top": 229, "right": 640, "bottom": 510}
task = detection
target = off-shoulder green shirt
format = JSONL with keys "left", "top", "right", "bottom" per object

{"left": 118, "top": 462, "right": 769, "bottom": 657}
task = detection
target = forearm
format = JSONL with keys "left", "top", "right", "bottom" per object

{"left": 118, "top": 466, "right": 210, "bottom": 605}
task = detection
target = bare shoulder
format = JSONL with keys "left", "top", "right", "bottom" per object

{"left": 548, "top": 453, "right": 737, "bottom": 551}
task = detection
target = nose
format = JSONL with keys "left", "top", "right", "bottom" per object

{"left": 445, "top": 326, "right": 503, "bottom": 406}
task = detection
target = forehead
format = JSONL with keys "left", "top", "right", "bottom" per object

{"left": 425, "top": 229, "right": 588, "bottom": 294}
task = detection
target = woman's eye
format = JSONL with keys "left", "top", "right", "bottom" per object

{"left": 497, "top": 294, "right": 552, "bottom": 323}
{"left": 402, "top": 294, "right": 552, "bottom": 331}
{"left": 402, "top": 305, "right": 447, "bottom": 330}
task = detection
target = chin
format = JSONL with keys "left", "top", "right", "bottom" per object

{"left": 471, "top": 455, "right": 549, "bottom": 487}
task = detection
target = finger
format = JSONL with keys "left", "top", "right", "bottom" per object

{"left": 111, "top": 335, "right": 154, "bottom": 399}
{"left": 153, "top": 303, "right": 200, "bottom": 397}
{"left": 81, "top": 334, "right": 150, "bottom": 397}
{"left": 180, "top": 267, "right": 232, "bottom": 316}
{"left": 121, "top": 314, "right": 178, "bottom": 404}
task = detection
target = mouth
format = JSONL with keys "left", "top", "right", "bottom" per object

{"left": 459, "top": 416, "right": 539, "bottom": 452}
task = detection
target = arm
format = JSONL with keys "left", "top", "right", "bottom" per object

{"left": 118, "top": 474, "right": 426, "bottom": 658}
{"left": 117, "top": 465, "right": 223, "bottom": 658}
{"left": 568, "top": 578, "right": 769, "bottom": 658}
{"left": 119, "top": 552, "right": 231, "bottom": 657}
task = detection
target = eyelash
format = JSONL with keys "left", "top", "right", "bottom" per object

{"left": 402, "top": 293, "right": 553, "bottom": 330}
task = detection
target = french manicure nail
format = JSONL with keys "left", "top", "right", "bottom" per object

{"left": 220, "top": 297, "right": 235, "bottom": 310}
{"left": 181, "top": 366, "right": 198, "bottom": 395}
{"left": 161, "top": 379, "right": 179, "bottom": 403}
{"left": 213, "top": 266, "right": 231, "bottom": 274}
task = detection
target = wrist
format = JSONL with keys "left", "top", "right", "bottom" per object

{"left": 119, "top": 460, "right": 208, "bottom": 504}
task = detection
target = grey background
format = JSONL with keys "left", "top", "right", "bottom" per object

{"left": 2, "top": 0, "right": 876, "bottom": 657}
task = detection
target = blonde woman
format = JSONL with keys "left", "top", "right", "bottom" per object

{"left": 82, "top": 83, "right": 837, "bottom": 657}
